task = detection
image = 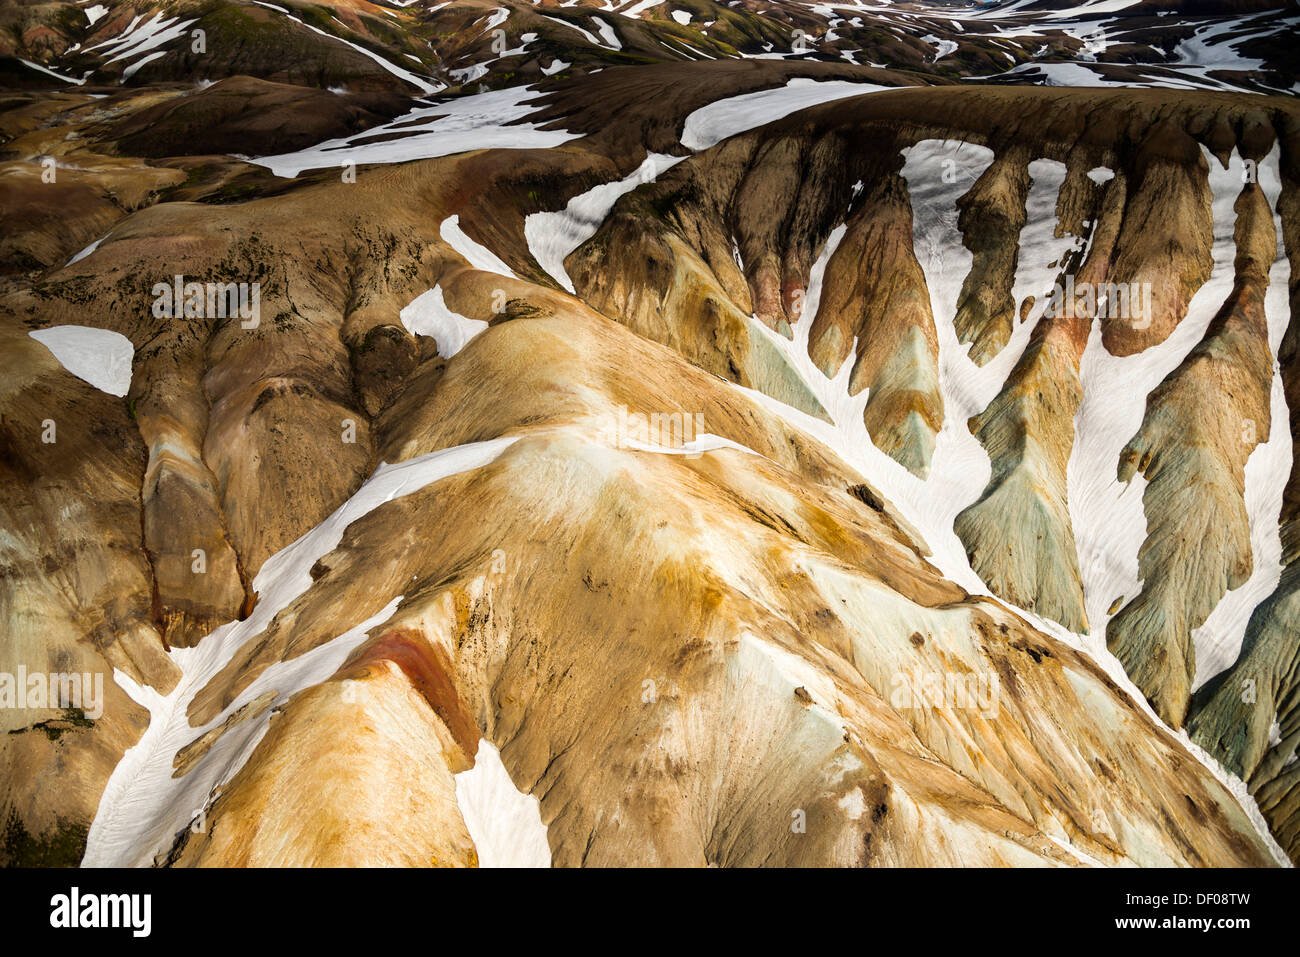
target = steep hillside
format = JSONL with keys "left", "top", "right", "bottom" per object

{"left": 1, "top": 0, "right": 1297, "bottom": 868}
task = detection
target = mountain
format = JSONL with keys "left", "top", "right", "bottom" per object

{"left": 1, "top": 0, "right": 1297, "bottom": 867}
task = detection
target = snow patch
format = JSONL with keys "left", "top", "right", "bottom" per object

{"left": 1086, "top": 165, "right": 1114, "bottom": 186}
{"left": 65, "top": 235, "right": 105, "bottom": 266}
{"left": 525, "top": 152, "right": 684, "bottom": 293}
{"left": 440, "top": 214, "right": 517, "bottom": 279}
{"left": 399, "top": 287, "right": 489, "bottom": 358}
{"left": 29, "top": 326, "right": 133, "bottom": 396}
{"left": 592, "top": 16, "right": 622, "bottom": 48}
{"left": 255, "top": 86, "right": 577, "bottom": 177}
{"left": 680, "top": 77, "right": 890, "bottom": 151}
{"left": 454, "top": 741, "right": 552, "bottom": 867}
{"left": 921, "top": 34, "right": 958, "bottom": 60}
{"left": 19, "top": 59, "right": 85, "bottom": 85}
{"left": 624, "top": 433, "right": 759, "bottom": 457}
{"left": 620, "top": 0, "right": 665, "bottom": 16}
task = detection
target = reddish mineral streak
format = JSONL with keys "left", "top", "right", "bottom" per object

{"left": 344, "top": 629, "right": 481, "bottom": 760}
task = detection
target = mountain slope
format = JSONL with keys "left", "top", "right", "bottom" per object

{"left": 0, "top": 1, "right": 1297, "bottom": 868}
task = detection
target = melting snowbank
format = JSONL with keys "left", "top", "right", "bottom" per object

{"left": 29, "top": 326, "right": 134, "bottom": 397}
{"left": 400, "top": 286, "right": 488, "bottom": 358}
{"left": 254, "top": 86, "right": 580, "bottom": 178}
{"left": 454, "top": 741, "right": 551, "bottom": 867}
{"left": 680, "top": 78, "right": 890, "bottom": 151}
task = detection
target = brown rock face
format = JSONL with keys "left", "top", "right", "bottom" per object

{"left": 0, "top": 329, "right": 175, "bottom": 864}
{"left": 956, "top": 325, "right": 1089, "bottom": 633}
{"left": 2, "top": 58, "right": 1296, "bottom": 868}
{"left": 102, "top": 76, "right": 410, "bottom": 159}
{"left": 1190, "top": 115, "right": 1300, "bottom": 864}
{"left": 1102, "top": 123, "right": 1216, "bottom": 356}
{"left": 812, "top": 175, "right": 943, "bottom": 477}
{"left": 163, "top": 663, "right": 480, "bottom": 867}
{"left": 951, "top": 154, "right": 1106, "bottom": 635}
{"left": 1110, "top": 178, "right": 1279, "bottom": 728}
{"left": 953, "top": 149, "right": 1032, "bottom": 367}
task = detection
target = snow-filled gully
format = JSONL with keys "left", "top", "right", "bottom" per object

{"left": 731, "top": 138, "right": 1290, "bottom": 865}
{"left": 82, "top": 438, "right": 552, "bottom": 867}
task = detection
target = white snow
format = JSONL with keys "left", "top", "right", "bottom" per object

{"left": 1068, "top": 147, "right": 1248, "bottom": 645}
{"left": 967, "top": 0, "right": 1139, "bottom": 19}
{"left": 65, "top": 236, "right": 104, "bottom": 266}
{"left": 83, "top": 438, "right": 520, "bottom": 867}
{"left": 84, "top": 4, "right": 107, "bottom": 25}
{"left": 1012, "top": 62, "right": 1117, "bottom": 87}
{"left": 1086, "top": 165, "right": 1114, "bottom": 186}
{"left": 84, "top": 10, "right": 194, "bottom": 83}
{"left": 102, "top": 14, "right": 194, "bottom": 68}
{"left": 1175, "top": 18, "right": 1268, "bottom": 73}
{"left": 19, "top": 59, "right": 86, "bottom": 85}
{"left": 624, "top": 433, "right": 759, "bottom": 457}
{"left": 717, "top": 136, "right": 1288, "bottom": 865}
{"left": 480, "top": 7, "right": 510, "bottom": 32}
{"left": 592, "top": 17, "right": 622, "bottom": 49}
{"left": 525, "top": 152, "right": 684, "bottom": 293}
{"left": 671, "top": 9, "right": 692, "bottom": 25}
{"left": 399, "top": 286, "right": 489, "bottom": 358}
{"left": 1043, "top": 0, "right": 1141, "bottom": 17}
{"left": 251, "top": 2, "right": 442, "bottom": 95}
{"left": 620, "top": 0, "right": 665, "bottom": 16}
{"left": 1190, "top": 144, "right": 1291, "bottom": 687}
{"left": 454, "top": 740, "right": 552, "bottom": 867}
{"left": 86, "top": 13, "right": 142, "bottom": 51}
{"left": 541, "top": 58, "right": 570, "bottom": 75}
{"left": 440, "top": 214, "right": 518, "bottom": 279}
{"left": 667, "top": 36, "right": 715, "bottom": 60}
{"left": 680, "top": 78, "right": 890, "bottom": 151}
{"left": 451, "top": 32, "right": 539, "bottom": 82}
{"left": 921, "top": 34, "right": 958, "bottom": 60}
{"left": 451, "top": 64, "right": 489, "bottom": 84}
{"left": 254, "top": 86, "right": 579, "bottom": 178}
{"left": 541, "top": 14, "right": 620, "bottom": 50}
{"left": 964, "top": 14, "right": 1284, "bottom": 95}
{"left": 29, "top": 326, "right": 133, "bottom": 397}
{"left": 120, "top": 50, "right": 168, "bottom": 82}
